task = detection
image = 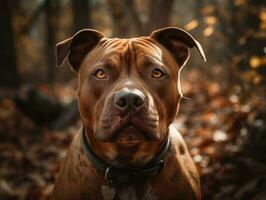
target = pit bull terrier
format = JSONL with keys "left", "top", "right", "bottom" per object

{"left": 52, "top": 27, "right": 206, "bottom": 200}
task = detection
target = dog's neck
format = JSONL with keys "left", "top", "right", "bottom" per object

{"left": 81, "top": 126, "right": 170, "bottom": 186}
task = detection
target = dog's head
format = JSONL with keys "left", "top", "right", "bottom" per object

{"left": 56, "top": 27, "right": 205, "bottom": 166}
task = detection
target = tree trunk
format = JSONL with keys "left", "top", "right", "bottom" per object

{"left": 146, "top": 0, "right": 175, "bottom": 33}
{"left": 0, "top": 0, "right": 20, "bottom": 87}
{"left": 44, "top": 0, "right": 59, "bottom": 83}
{"left": 125, "top": 0, "right": 144, "bottom": 35}
{"left": 107, "top": 0, "right": 131, "bottom": 37}
{"left": 71, "top": 0, "right": 92, "bottom": 33}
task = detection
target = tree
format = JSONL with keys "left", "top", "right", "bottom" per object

{"left": 107, "top": 0, "right": 175, "bottom": 37}
{"left": 44, "top": 0, "right": 59, "bottom": 83}
{"left": 71, "top": 0, "right": 92, "bottom": 33}
{"left": 0, "top": 0, "right": 20, "bottom": 87}
{"left": 146, "top": 0, "right": 175, "bottom": 33}
{"left": 107, "top": 0, "right": 132, "bottom": 37}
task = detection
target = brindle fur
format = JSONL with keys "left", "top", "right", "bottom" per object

{"left": 52, "top": 27, "right": 205, "bottom": 200}
{"left": 52, "top": 126, "right": 200, "bottom": 200}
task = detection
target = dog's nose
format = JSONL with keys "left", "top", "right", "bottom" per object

{"left": 114, "top": 89, "right": 145, "bottom": 113}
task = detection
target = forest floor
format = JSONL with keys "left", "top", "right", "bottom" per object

{"left": 0, "top": 69, "right": 266, "bottom": 200}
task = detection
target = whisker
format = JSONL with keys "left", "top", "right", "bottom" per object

{"left": 181, "top": 96, "right": 191, "bottom": 101}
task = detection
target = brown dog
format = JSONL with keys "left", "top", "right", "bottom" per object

{"left": 52, "top": 27, "right": 205, "bottom": 200}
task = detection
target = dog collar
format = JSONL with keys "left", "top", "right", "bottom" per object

{"left": 81, "top": 127, "right": 170, "bottom": 186}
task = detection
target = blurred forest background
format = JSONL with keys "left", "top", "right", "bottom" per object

{"left": 0, "top": 0, "right": 265, "bottom": 199}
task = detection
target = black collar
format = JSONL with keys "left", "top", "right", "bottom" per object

{"left": 81, "top": 127, "right": 170, "bottom": 186}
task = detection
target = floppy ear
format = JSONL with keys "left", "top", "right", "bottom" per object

{"left": 56, "top": 29, "right": 104, "bottom": 72}
{"left": 150, "top": 27, "right": 206, "bottom": 67}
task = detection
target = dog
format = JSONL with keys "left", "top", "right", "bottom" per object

{"left": 52, "top": 27, "right": 206, "bottom": 200}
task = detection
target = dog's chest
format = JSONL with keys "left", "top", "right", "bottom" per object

{"left": 103, "top": 144, "right": 155, "bottom": 166}
{"left": 113, "top": 185, "right": 158, "bottom": 200}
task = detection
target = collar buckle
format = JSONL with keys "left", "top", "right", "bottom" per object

{"left": 104, "top": 160, "right": 165, "bottom": 187}
{"left": 105, "top": 166, "right": 132, "bottom": 186}
{"left": 104, "top": 166, "right": 115, "bottom": 186}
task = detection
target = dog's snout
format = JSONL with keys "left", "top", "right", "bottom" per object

{"left": 114, "top": 89, "right": 145, "bottom": 113}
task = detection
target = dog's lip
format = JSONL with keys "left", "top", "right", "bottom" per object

{"left": 97, "top": 115, "right": 160, "bottom": 142}
{"left": 112, "top": 124, "right": 150, "bottom": 142}
{"left": 109, "top": 119, "right": 161, "bottom": 141}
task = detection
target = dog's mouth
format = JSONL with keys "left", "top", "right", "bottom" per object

{"left": 112, "top": 125, "right": 149, "bottom": 144}
{"left": 95, "top": 115, "right": 160, "bottom": 142}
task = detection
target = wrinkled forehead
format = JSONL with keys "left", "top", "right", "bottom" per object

{"left": 97, "top": 37, "right": 164, "bottom": 64}
{"left": 131, "top": 37, "right": 163, "bottom": 60}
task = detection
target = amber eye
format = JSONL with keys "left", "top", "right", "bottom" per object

{"left": 93, "top": 69, "right": 107, "bottom": 79}
{"left": 151, "top": 68, "right": 164, "bottom": 79}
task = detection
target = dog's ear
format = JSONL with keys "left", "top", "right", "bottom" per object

{"left": 150, "top": 27, "right": 206, "bottom": 67}
{"left": 56, "top": 29, "right": 104, "bottom": 72}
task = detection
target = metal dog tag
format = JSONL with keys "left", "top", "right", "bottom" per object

{"left": 101, "top": 185, "right": 116, "bottom": 200}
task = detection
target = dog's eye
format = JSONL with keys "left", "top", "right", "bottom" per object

{"left": 151, "top": 68, "right": 164, "bottom": 79}
{"left": 93, "top": 69, "right": 107, "bottom": 79}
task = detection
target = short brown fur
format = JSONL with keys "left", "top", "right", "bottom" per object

{"left": 52, "top": 27, "right": 205, "bottom": 200}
